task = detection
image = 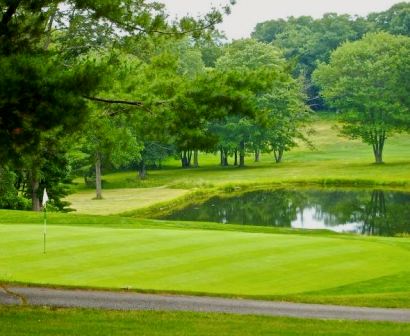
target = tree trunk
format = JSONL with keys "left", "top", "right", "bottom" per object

{"left": 220, "top": 148, "right": 229, "bottom": 166}
{"left": 138, "top": 160, "right": 147, "bottom": 179}
{"left": 0, "top": 1, "right": 22, "bottom": 36}
{"left": 30, "top": 170, "right": 41, "bottom": 211}
{"left": 95, "top": 152, "right": 103, "bottom": 199}
{"left": 274, "top": 149, "right": 284, "bottom": 163}
{"left": 239, "top": 140, "right": 245, "bottom": 167}
{"left": 254, "top": 148, "right": 260, "bottom": 162}
{"left": 372, "top": 130, "right": 386, "bottom": 164}
{"left": 187, "top": 150, "right": 192, "bottom": 167}
{"left": 220, "top": 147, "right": 224, "bottom": 166}
{"left": 181, "top": 150, "right": 191, "bottom": 168}
{"left": 234, "top": 149, "right": 238, "bottom": 166}
{"left": 374, "top": 151, "right": 383, "bottom": 164}
{"left": 193, "top": 150, "right": 199, "bottom": 168}
{"left": 181, "top": 151, "right": 187, "bottom": 168}
{"left": 371, "top": 130, "right": 386, "bottom": 164}
{"left": 223, "top": 149, "right": 229, "bottom": 166}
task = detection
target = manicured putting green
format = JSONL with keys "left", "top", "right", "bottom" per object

{"left": 1, "top": 224, "right": 409, "bottom": 297}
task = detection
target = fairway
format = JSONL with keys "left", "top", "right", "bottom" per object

{"left": 1, "top": 224, "right": 409, "bottom": 301}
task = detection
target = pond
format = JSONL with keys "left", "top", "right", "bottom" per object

{"left": 161, "top": 188, "right": 410, "bottom": 236}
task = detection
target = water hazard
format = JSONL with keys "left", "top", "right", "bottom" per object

{"left": 162, "top": 188, "right": 410, "bottom": 236}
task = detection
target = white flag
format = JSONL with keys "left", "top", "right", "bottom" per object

{"left": 42, "top": 188, "right": 49, "bottom": 207}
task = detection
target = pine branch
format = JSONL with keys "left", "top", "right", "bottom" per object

{"left": 83, "top": 96, "right": 144, "bottom": 106}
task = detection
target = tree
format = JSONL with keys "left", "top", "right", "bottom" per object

{"left": 252, "top": 13, "right": 370, "bottom": 110}
{"left": 0, "top": 0, "right": 232, "bottom": 164}
{"left": 258, "top": 79, "right": 312, "bottom": 163}
{"left": 252, "top": 19, "right": 287, "bottom": 43}
{"left": 80, "top": 111, "right": 142, "bottom": 199}
{"left": 251, "top": 4, "right": 410, "bottom": 112}
{"left": 171, "top": 66, "right": 273, "bottom": 168}
{"left": 313, "top": 32, "right": 410, "bottom": 163}
{"left": 214, "top": 39, "right": 283, "bottom": 166}
{"left": 0, "top": 167, "right": 30, "bottom": 210}
{"left": 215, "top": 39, "right": 310, "bottom": 164}
{"left": 1, "top": 1, "right": 234, "bottom": 210}
{"left": 0, "top": 53, "right": 101, "bottom": 164}
{"left": 368, "top": 2, "right": 410, "bottom": 36}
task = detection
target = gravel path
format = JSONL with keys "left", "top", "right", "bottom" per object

{"left": 1, "top": 285, "right": 410, "bottom": 322}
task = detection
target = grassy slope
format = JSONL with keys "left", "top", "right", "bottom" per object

{"left": 1, "top": 306, "right": 410, "bottom": 336}
{"left": 70, "top": 121, "right": 410, "bottom": 192}
{"left": 1, "top": 213, "right": 409, "bottom": 307}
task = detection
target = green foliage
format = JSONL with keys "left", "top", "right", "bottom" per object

{"left": 195, "top": 31, "right": 227, "bottom": 68}
{"left": 252, "top": 18, "right": 288, "bottom": 43}
{"left": 252, "top": 14, "right": 368, "bottom": 76}
{"left": 0, "top": 53, "right": 101, "bottom": 164}
{"left": 1, "top": 0, "right": 227, "bottom": 54}
{"left": 251, "top": 5, "right": 410, "bottom": 110}
{"left": 259, "top": 77, "right": 312, "bottom": 162}
{"left": 35, "top": 137, "right": 76, "bottom": 211}
{"left": 84, "top": 114, "right": 142, "bottom": 167}
{"left": 368, "top": 2, "right": 410, "bottom": 36}
{"left": 214, "top": 39, "right": 310, "bottom": 164}
{"left": 251, "top": 3, "right": 409, "bottom": 111}
{"left": 313, "top": 32, "right": 410, "bottom": 163}
{"left": 0, "top": 0, "right": 232, "bottom": 209}
{"left": 216, "top": 38, "right": 286, "bottom": 70}
{"left": 0, "top": 167, "right": 30, "bottom": 210}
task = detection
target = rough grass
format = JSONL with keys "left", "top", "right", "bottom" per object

{"left": 64, "top": 188, "right": 188, "bottom": 215}
{"left": 1, "top": 306, "right": 410, "bottom": 336}
{"left": 1, "top": 221, "right": 409, "bottom": 307}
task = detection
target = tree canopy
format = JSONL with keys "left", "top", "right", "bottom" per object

{"left": 1, "top": 2, "right": 409, "bottom": 211}
{"left": 313, "top": 32, "right": 410, "bottom": 163}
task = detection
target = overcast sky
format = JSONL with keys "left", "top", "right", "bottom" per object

{"left": 158, "top": 0, "right": 407, "bottom": 39}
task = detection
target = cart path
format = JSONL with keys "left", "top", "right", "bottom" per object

{"left": 1, "top": 285, "right": 410, "bottom": 322}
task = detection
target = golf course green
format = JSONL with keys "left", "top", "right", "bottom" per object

{"left": 1, "top": 218, "right": 409, "bottom": 307}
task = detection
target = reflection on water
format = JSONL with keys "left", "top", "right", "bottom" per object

{"left": 162, "top": 189, "right": 410, "bottom": 236}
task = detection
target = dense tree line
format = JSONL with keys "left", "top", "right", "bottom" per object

{"left": 252, "top": 2, "right": 410, "bottom": 109}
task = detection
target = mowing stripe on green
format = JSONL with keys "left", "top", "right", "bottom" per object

{"left": 1, "top": 225, "right": 409, "bottom": 297}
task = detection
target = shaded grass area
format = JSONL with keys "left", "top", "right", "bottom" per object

{"left": 1, "top": 223, "right": 409, "bottom": 307}
{"left": 1, "top": 306, "right": 410, "bottom": 336}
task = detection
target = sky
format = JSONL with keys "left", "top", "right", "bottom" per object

{"left": 158, "top": 0, "right": 407, "bottom": 39}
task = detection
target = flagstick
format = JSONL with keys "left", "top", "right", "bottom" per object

{"left": 43, "top": 205, "right": 47, "bottom": 254}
